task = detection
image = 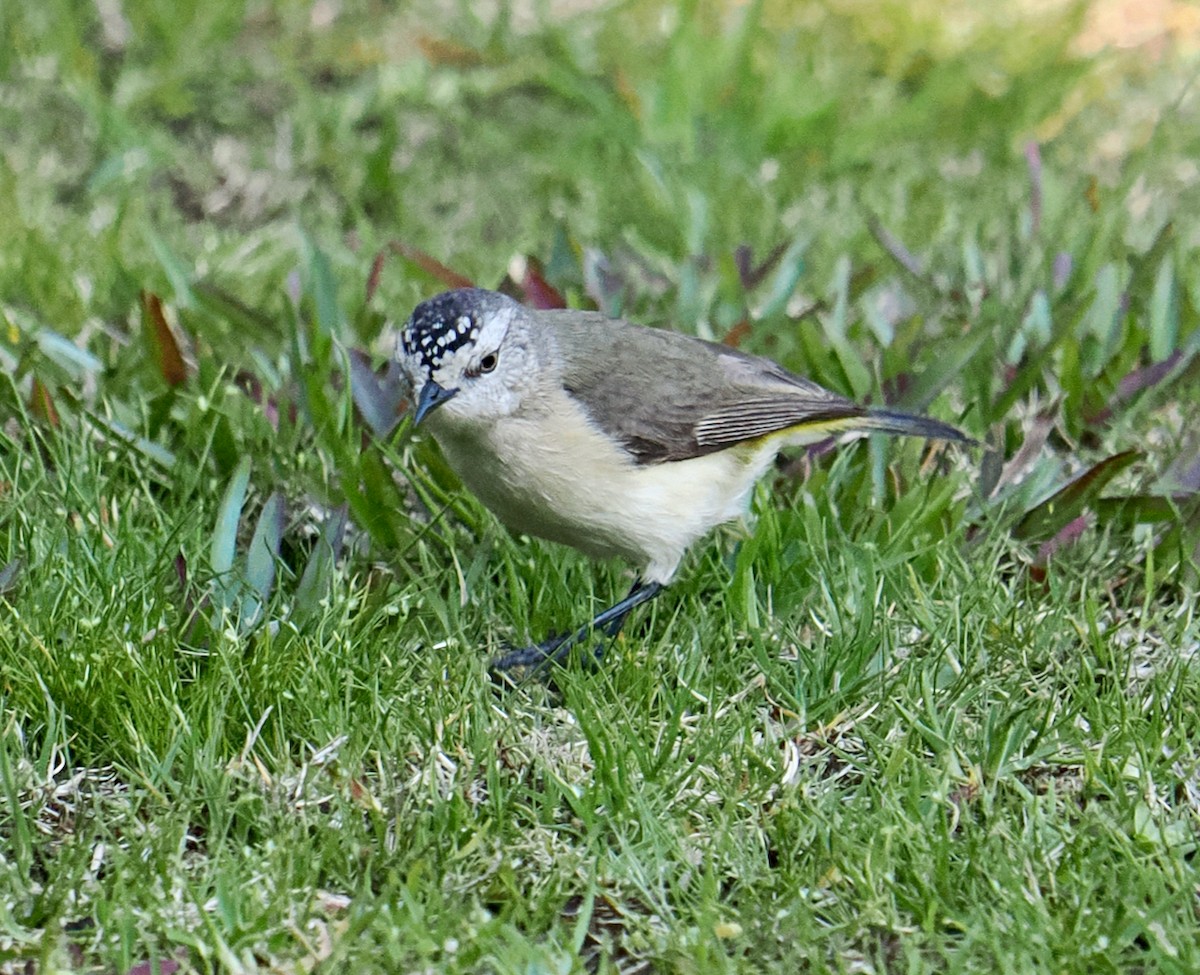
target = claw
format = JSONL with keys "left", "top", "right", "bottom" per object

{"left": 489, "top": 632, "right": 580, "bottom": 675}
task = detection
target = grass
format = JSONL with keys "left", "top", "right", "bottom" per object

{"left": 3, "top": 0, "right": 1200, "bottom": 971}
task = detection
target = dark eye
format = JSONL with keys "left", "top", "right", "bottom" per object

{"left": 477, "top": 352, "right": 498, "bottom": 374}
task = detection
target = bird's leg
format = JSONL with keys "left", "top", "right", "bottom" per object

{"left": 593, "top": 579, "right": 663, "bottom": 638}
{"left": 490, "top": 580, "right": 664, "bottom": 673}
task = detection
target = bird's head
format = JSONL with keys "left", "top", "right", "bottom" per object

{"left": 398, "top": 289, "right": 543, "bottom": 427}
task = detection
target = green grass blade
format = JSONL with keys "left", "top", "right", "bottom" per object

{"left": 240, "top": 490, "right": 285, "bottom": 629}
{"left": 211, "top": 456, "right": 252, "bottom": 577}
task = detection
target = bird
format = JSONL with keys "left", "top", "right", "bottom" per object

{"left": 396, "top": 287, "right": 971, "bottom": 672}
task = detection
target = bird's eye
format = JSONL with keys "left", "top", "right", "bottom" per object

{"left": 477, "top": 352, "right": 498, "bottom": 374}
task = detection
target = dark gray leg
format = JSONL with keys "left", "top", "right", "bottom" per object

{"left": 490, "top": 580, "right": 664, "bottom": 673}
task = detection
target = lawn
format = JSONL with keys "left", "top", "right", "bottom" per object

{"left": 2, "top": 0, "right": 1200, "bottom": 971}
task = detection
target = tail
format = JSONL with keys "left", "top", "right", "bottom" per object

{"left": 859, "top": 408, "right": 975, "bottom": 445}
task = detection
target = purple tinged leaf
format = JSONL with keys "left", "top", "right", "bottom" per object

{"left": 1179, "top": 459, "right": 1200, "bottom": 494}
{"left": 1035, "top": 513, "right": 1090, "bottom": 565}
{"left": 286, "top": 269, "right": 302, "bottom": 307}
{"left": 1013, "top": 451, "right": 1139, "bottom": 542}
{"left": 1025, "top": 141, "right": 1042, "bottom": 236}
{"left": 0, "top": 558, "right": 21, "bottom": 596}
{"left": 736, "top": 241, "right": 789, "bottom": 292}
{"left": 234, "top": 370, "right": 262, "bottom": 405}
{"left": 1165, "top": 443, "right": 1200, "bottom": 493}
{"left": 734, "top": 244, "right": 752, "bottom": 289}
{"left": 1088, "top": 351, "right": 1185, "bottom": 424}
{"left": 521, "top": 255, "right": 567, "bottom": 309}
{"left": 867, "top": 215, "right": 924, "bottom": 279}
{"left": 349, "top": 350, "right": 407, "bottom": 437}
{"left": 1116, "top": 351, "right": 1183, "bottom": 400}
{"left": 232, "top": 370, "right": 284, "bottom": 430}
{"left": 127, "top": 955, "right": 182, "bottom": 975}
{"left": 1052, "top": 253, "right": 1073, "bottom": 292}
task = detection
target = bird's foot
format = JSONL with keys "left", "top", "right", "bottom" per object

{"left": 489, "top": 630, "right": 606, "bottom": 678}
{"left": 487, "top": 581, "right": 664, "bottom": 682}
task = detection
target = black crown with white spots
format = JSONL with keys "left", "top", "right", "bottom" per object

{"left": 401, "top": 289, "right": 496, "bottom": 373}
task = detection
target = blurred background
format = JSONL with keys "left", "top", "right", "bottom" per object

{"left": 4, "top": 0, "right": 1198, "bottom": 327}
{"left": 5, "top": 0, "right": 1200, "bottom": 563}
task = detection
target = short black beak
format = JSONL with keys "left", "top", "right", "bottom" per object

{"left": 413, "top": 380, "right": 458, "bottom": 425}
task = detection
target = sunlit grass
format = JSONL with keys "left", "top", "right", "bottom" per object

{"left": 2, "top": 1, "right": 1199, "bottom": 971}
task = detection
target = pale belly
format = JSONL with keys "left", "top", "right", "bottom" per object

{"left": 428, "top": 410, "right": 778, "bottom": 583}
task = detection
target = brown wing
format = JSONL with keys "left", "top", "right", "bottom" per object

{"left": 545, "top": 310, "right": 866, "bottom": 465}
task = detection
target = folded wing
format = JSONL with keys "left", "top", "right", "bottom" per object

{"left": 548, "top": 311, "right": 869, "bottom": 465}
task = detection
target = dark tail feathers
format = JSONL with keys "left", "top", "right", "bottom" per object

{"left": 861, "top": 408, "right": 975, "bottom": 445}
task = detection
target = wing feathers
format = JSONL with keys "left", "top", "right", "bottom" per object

{"left": 694, "top": 399, "right": 865, "bottom": 448}
{"left": 547, "top": 310, "right": 963, "bottom": 465}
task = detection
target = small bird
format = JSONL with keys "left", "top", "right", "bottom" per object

{"left": 397, "top": 288, "right": 970, "bottom": 671}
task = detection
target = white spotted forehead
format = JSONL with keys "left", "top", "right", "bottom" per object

{"left": 398, "top": 300, "right": 515, "bottom": 376}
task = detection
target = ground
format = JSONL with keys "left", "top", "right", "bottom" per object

{"left": 1, "top": 1, "right": 1199, "bottom": 972}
